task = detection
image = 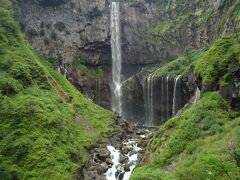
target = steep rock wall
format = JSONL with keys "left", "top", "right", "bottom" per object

{"left": 17, "top": 0, "right": 240, "bottom": 66}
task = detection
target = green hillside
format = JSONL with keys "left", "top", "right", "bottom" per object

{"left": 0, "top": 0, "right": 114, "bottom": 179}
{"left": 132, "top": 92, "right": 240, "bottom": 179}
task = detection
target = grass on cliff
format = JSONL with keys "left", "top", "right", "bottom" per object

{"left": 131, "top": 92, "right": 240, "bottom": 180}
{"left": 142, "top": 0, "right": 240, "bottom": 48}
{"left": 154, "top": 48, "right": 206, "bottom": 78}
{"left": 0, "top": 0, "right": 113, "bottom": 179}
{"left": 69, "top": 60, "right": 104, "bottom": 79}
{"left": 195, "top": 33, "right": 240, "bottom": 85}
{"left": 152, "top": 32, "right": 240, "bottom": 85}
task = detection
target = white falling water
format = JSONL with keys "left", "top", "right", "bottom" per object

{"left": 145, "top": 73, "right": 155, "bottom": 127}
{"left": 161, "top": 76, "right": 164, "bottom": 121}
{"left": 96, "top": 78, "right": 101, "bottom": 103}
{"left": 105, "top": 139, "right": 142, "bottom": 180}
{"left": 194, "top": 87, "right": 201, "bottom": 103}
{"left": 172, "top": 75, "right": 181, "bottom": 116}
{"left": 111, "top": 2, "right": 122, "bottom": 115}
{"left": 166, "top": 76, "right": 169, "bottom": 119}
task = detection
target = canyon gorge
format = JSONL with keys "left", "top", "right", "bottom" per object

{"left": 0, "top": 0, "right": 240, "bottom": 179}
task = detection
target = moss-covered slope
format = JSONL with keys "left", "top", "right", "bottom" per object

{"left": 131, "top": 92, "right": 240, "bottom": 180}
{"left": 0, "top": 0, "right": 113, "bottom": 179}
{"left": 153, "top": 33, "right": 240, "bottom": 85}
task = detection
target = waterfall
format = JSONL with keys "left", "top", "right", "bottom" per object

{"left": 144, "top": 73, "right": 155, "bottom": 127}
{"left": 111, "top": 2, "right": 122, "bottom": 115}
{"left": 172, "top": 75, "right": 181, "bottom": 116}
{"left": 96, "top": 78, "right": 101, "bottom": 104}
{"left": 194, "top": 87, "right": 201, "bottom": 103}
{"left": 166, "top": 76, "right": 169, "bottom": 119}
{"left": 161, "top": 76, "right": 164, "bottom": 121}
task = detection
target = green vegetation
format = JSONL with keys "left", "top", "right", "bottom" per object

{"left": 142, "top": 0, "right": 240, "bottom": 48}
{"left": 153, "top": 33, "right": 240, "bottom": 86}
{"left": 70, "top": 60, "right": 104, "bottom": 79}
{"left": 195, "top": 33, "right": 240, "bottom": 85}
{"left": 0, "top": 1, "right": 113, "bottom": 179}
{"left": 131, "top": 92, "right": 240, "bottom": 180}
{"left": 154, "top": 48, "right": 206, "bottom": 78}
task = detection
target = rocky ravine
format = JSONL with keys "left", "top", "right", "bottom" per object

{"left": 76, "top": 117, "right": 152, "bottom": 180}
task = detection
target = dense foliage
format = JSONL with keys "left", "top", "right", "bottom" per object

{"left": 0, "top": 0, "right": 113, "bottom": 179}
{"left": 154, "top": 48, "right": 206, "bottom": 78}
{"left": 131, "top": 92, "right": 240, "bottom": 179}
{"left": 195, "top": 33, "right": 240, "bottom": 85}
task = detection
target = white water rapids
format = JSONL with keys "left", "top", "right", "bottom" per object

{"left": 105, "top": 139, "right": 141, "bottom": 180}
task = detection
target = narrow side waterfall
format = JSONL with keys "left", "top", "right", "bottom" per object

{"left": 194, "top": 87, "right": 201, "bottom": 103}
{"left": 166, "top": 76, "right": 169, "bottom": 119}
{"left": 144, "top": 73, "right": 155, "bottom": 127}
{"left": 111, "top": 2, "right": 122, "bottom": 115}
{"left": 172, "top": 75, "right": 182, "bottom": 116}
{"left": 96, "top": 78, "right": 101, "bottom": 104}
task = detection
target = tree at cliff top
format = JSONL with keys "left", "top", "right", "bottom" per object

{"left": 0, "top": 0, "right": 114, "bottom": 179}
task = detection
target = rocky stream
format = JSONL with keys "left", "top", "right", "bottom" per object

{"left": 79, "top": 118, "right": 153, "bottom": 180}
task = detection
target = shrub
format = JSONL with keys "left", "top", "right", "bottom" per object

{"left": 0, "top": 76, "right": 23, "bottom": 95}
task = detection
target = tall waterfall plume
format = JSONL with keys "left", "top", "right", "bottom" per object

{"left": 111, "top": 2, "right": 122, "bottom": 115}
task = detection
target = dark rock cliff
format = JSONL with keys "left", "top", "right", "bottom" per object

{"left": 17, "top": 0, "right": 240, "bottom": 66}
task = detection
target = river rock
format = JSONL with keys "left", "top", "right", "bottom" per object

{"left": 95, "top": 148, "right": 110, "bottom": 161}
{"left": 136, "top": 129, "right": 146, "bottom": 135}
{"left": 115, "top": 169, "right": 124, "bottom": 180}
{"left": 121, "top": 146, "right": 129, "bottom": 155}
{"left": 119, "top": 154, "right": 128, "bottom": 164}
{"left": 96, "top": 163, "right": 108, "bottom": 175}
{"left": 129, "top": 149, "right": 138, "bottom": 156}
{"left": 124, "top": 163, "right": 131, "bottom": 172}
{"left": 105, "top": 158, "right": 113, "bottom": 166}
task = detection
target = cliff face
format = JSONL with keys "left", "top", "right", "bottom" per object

{"left": 16, "top": 0, "right": 162, "bottom": 66}
{"left": 17, "top": 0, "right": 240, "bottom": 66}
{"left": 17, "top": 0, "right": 111, "bottom": 65}
{"left": 17, "top": 0, "right": 240, "bottom": 125}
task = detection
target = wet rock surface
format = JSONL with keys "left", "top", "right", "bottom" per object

{"left": 79, "top": 117, "right": 152, "bottom": 180}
